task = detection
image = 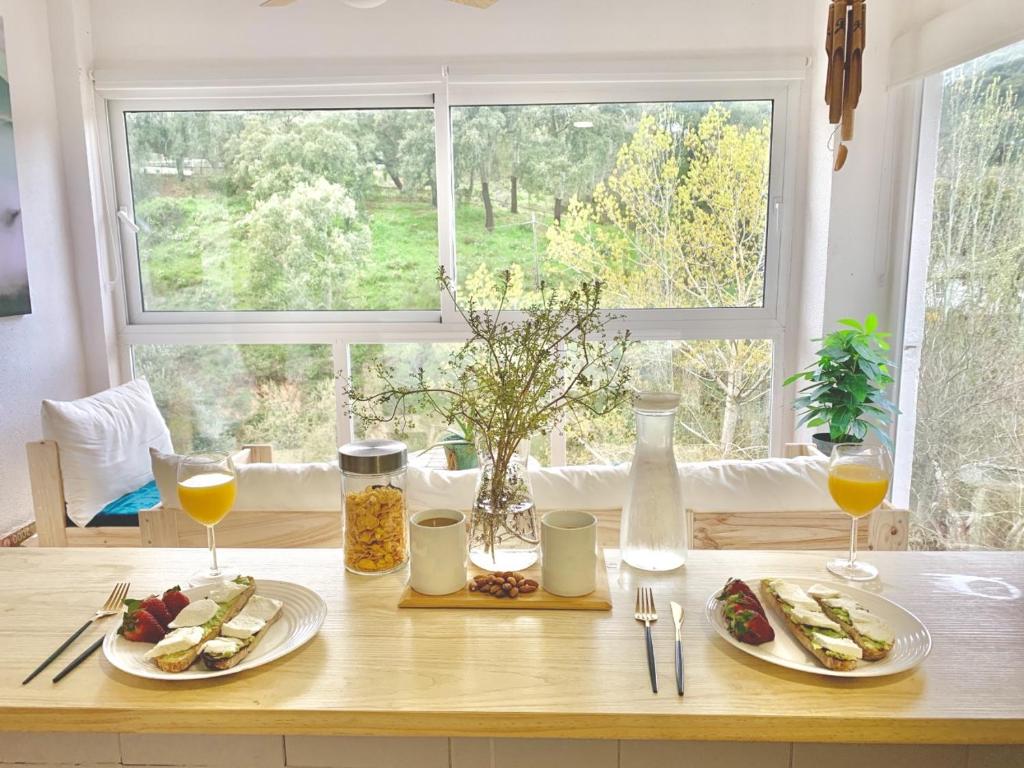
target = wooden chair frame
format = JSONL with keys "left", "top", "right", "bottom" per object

{"left": 25, "top": 442, "right": 272, "bottom": 548}
{"left": 685, "top": 444, "right": 908, "bottom": 551}
{"left": 138, "top": 445, "right": 342, "bottom": 548}
{"left": 27, "top": 439, "right": 907, "bottom": 552}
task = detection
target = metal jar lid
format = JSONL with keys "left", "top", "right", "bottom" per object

{"left": 338, "top": 439, "right": 408, "bottom": 475}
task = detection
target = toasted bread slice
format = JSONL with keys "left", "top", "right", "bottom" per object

{"left": 201, "top": 600, "right": 283, "bottom": 670}
{"left": 153, "top": 577, "right": 256, "bottom": 673}
{"left": 759, "top": 580, "right": 859, "bottom": 672}
{"left": 810, "top": 592, "right": 893, "bottom": 661}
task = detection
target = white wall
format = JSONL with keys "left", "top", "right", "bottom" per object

{"left": 819, "top": 0, "right": 898, "bottom": 333}
{"left": 0, "top": 0, "right": 87, "bottom": 537}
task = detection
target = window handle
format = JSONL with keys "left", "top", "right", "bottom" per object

{"left": 116, "top": 207, "right": 140, "bottom": 234}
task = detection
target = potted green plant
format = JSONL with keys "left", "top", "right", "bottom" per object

{"left": 784, "top": 314, "right": 898, "bottom": 455}
{"left": 438, "top": 417, "right": 479, "bottom": 470}
{"left": 341, "top": 267, "right": 631, "bottom": 570}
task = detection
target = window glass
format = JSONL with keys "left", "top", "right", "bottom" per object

{"left": 908, "top": 41, "right": 1024, "bottom": 550}
{"left": 451, "top": 101, "right": 772, "bottom": 309}
{"left": 566, "top": 339, "right": 773, "bottom": 464}
{"left": 350, "top": 342, "right": 551, "bottom": 466}
{"left": 125, "top": 109, "right": 438, "bottom": 311}
{"left": 132, "top": 344, "right": 335, "bottom": 462}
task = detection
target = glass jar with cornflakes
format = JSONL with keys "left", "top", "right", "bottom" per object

{"left": 339, "top": 439, "right": 409, "bottom": 575}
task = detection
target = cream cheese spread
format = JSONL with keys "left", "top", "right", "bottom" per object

{"left": 221, "top": 614, "right": 265, "bottom": 640}
{"left": 811, "top": 632, "right": 863, "bottom": 660}
{"left": 769, "top": 580, "right": 821, "bottom": 612}
{"left": 201, "top": 637, "right": 244, "bottom": 657}
{"left": 239, "top": 595, "right": 282, "bottom": 622}
{"left": 208, "top": 581, "right": 247, "bottom": 603}
{"left": 168, "top": 598, "right": 218, "bottom": 628}
{"left": 823, "top": 598, "right": 895, "bottom": 643}
{"left": 788, "top": 607, "right": 842, "bottom": 631}
{"left": 144, "top": 626, "right": 204, "bottom": 659}
{"left": 807, "top": 584, "right": 842, "bottom": 599}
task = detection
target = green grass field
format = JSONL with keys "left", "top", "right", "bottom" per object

{"left": 136, "top": 189, "right": 563, "bottom": 311}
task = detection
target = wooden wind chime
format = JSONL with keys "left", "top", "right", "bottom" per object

{"left": 826, "top": 0, "right": 866, "bottom": 171}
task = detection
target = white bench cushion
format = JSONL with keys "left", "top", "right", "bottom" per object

{"left": 151, "top": 452, "right": 833, "bottom": 514}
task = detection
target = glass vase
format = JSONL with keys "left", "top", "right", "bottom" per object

{"left": 620, "top": 392, "right": 688, "bottom": 571}
{"left": 469, "top": 439, "right": 539, "bottom": 571}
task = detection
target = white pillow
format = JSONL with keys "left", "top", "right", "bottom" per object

{"left": 150, "top": 447, "right": 182, "bottom": 509}
{"left": 407, "top": 457, "right": 833, "bottom": 513}
{"left": 151, "top": 450, "right": 341, "bottom": 512}
{"left": 234, "top": 463, "right": 340, "bottom": 511}
{"left": 406, "top": 464, "right": 630, "bottom": 513}
{"left": 679, "top": 455, "right": 835, "bottom": 512}
{"left": 42, "top": 378, "right": 173, "bottom": 527}
{"left": 151, "top": 453, "right": 834, "bottom": 516}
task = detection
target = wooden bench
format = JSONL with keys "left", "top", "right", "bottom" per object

{"left": 25, "top": 442, "right": 272, "bottom": 547}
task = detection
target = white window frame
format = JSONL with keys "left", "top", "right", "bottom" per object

{"left": 99, "top": 59, "right": 803, "bottom": 463}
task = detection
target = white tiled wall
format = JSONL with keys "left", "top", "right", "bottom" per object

{"left": 620, "top": 740, "right": 792, "bottom": 768}
{"left": 286, "top": 736, "right": 449, "bottom": 768}
{"left": 1, "top": 734, "right": 1021, "bottom": 768}
{"left": 119, "top": 734, "right": 285, "bottom": 768}
{"left": 791, "top": 743, "right": 969, "bottom": 768}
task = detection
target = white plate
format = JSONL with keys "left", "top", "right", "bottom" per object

{"left": 104, "top": 580, "right": 327, "bottom": 681}
{"left": 705, "top": 577, "right": 931, "bottom": 678}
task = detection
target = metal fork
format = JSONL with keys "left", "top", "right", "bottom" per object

{"left": 22, "top": 581, "right": 130, "bottom": 684}
{"left": 634, "top": 587, "right": 658, "bottom": 693}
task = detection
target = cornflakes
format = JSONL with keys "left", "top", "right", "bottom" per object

{"left": 344, "top": 485, "right": 407, "bottom": 573}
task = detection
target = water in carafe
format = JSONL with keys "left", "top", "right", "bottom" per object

{"left": 620, "top": 392, "right": 687, "bottom": 571}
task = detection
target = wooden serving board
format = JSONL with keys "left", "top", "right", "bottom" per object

{"left": 398, "top": 551, "right": 612, "bottom": 610}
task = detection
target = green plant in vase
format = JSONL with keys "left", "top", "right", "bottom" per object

{"left": 340, "top": 267, "right": 631, "bottom": 570}
{"left": 784, "top": 313, "right": 898, "bottom": 455}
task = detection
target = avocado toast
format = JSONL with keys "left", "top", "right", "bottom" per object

{"left": 147, "top": 576, "right": 256, "bottom": 673}
{"left": 760, "top": 578, "right": 863, "bottom": 672}
{"left": 808, "top": 584, "right": 895, "bottom": 661}
{"left": 200, "top": 595, "right": 284, "bottom": 670}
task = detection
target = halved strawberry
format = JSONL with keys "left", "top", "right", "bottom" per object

{"left": 723, "top": 603, "right": 775, "bottom": 645}
{"left": 119, "top": 607, "right": 166, "bottom": 643}
{"left": 723, "top": 592, "right": 765, "bottom": 616}
{"left": 137, "top": 596, "right": 173, "bottom": 629}
{"left": 161, "top": 586, "right": 190, "bottom": 620}
{"left": 716, "top": 578, "right": 767, "bottom": 616}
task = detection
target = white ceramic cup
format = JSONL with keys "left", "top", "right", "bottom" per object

{"left": 541, "top": 510, "right": 598, "bottom": 597}
{"left": 409, "top": 509, "right": 467, "bottom": 595}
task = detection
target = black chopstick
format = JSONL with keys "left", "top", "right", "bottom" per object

{"left": 22, "top": 620, "right": 92, "bottom": 684}
{"left": 51, "top": 636, "right": 104, "bottom": 683}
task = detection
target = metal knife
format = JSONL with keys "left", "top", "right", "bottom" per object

{"left": 670, "top": 600, "right": 684, "bottom": 696}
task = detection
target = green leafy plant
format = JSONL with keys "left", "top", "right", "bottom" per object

{"left": 340, "top": 267, "right": 632, "bottom": 509}
{"left": 784, "top": 314, "right": 898, "bottom": 448}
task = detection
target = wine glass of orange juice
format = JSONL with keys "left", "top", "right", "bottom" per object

{"left": 827, "top": 444, "right": 892, "bottom": 581}
{"left": 177, "top": 452, "right": 238, "bottom": 586}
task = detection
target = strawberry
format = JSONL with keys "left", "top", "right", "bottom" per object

{"left": 723, "top": 592, "right": 765, "bottom": 617}
{"left": 716, "top": 578, "right": 767, "bottom": 616}
{"left": 161, "top": 586, "right": 190, "bottom": 620}
{"left": 723, "top": 603, "right": 775, "bottom": 645}
{"left": 119, "top": 606, "right": 166, "bottom": 644}
{"left": 138, "top": 596, "right": 173, "bottom": 629}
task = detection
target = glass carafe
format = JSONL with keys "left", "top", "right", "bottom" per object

{"left": 620, "top": 392, "right": 687, "bottom": 571}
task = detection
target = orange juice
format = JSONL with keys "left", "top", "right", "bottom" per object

{"left": 177, "top": 472, "right": 237, "bottom": 526}
{"left": 828, "top": 464, "right": 889, "bottom": 517}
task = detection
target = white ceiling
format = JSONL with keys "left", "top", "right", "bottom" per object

{"left": 88, "top": 0, "right": 816, "bottom": 65}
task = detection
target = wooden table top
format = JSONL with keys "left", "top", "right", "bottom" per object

{"left": 1, "top": 547, "right": 1022, "bottom": 744}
